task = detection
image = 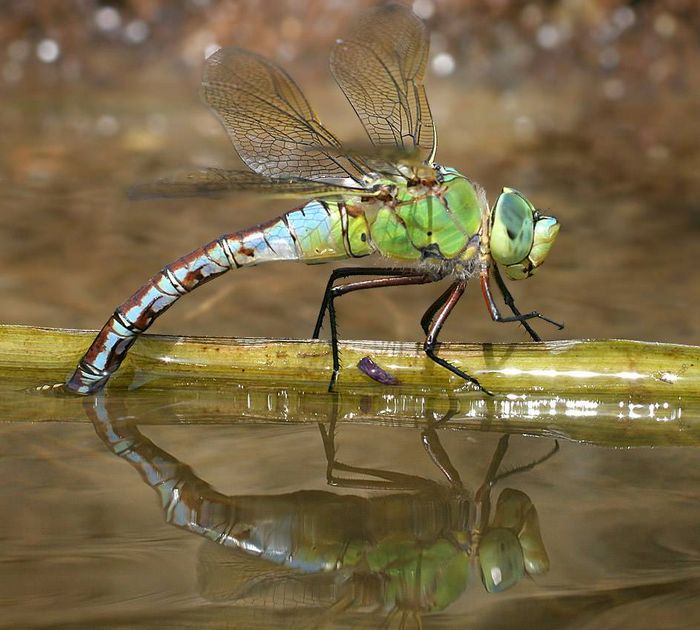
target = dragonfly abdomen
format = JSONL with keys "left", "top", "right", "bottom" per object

{"left": 283, "top": 199, "right": 372, "bottom": 263}
{"left": 64, "top": 209, "right": 326, "bottom": 394}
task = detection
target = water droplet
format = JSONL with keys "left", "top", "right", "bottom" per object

{"left": 204, "top": 42, "right": 221, "bottom": 59}
{"left": 611, "top": 6, "right": 636, "bottom": 31}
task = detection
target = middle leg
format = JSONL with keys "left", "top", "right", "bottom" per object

{"left": 423, "top": 280, "right": 494, "bottom": 396}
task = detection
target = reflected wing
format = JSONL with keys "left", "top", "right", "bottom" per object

{"left": 330, "top": 4, "right": 436, "bottom": 163}
{"left": 198, "top": 542, "right": 346, "bottom": 608}
{"left": 128, "top": 168, "right": 365, "bottom": 200}
{"left": 202, "top": 48, "right": 369, "bottom": 187}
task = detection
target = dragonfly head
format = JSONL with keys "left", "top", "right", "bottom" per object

{"left": 489, "top": 188, "right": 560, "bottom": 280}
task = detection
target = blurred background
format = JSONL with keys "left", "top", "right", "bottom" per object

{"left": 1, "top": 0, "right": 698, "bottom": 346}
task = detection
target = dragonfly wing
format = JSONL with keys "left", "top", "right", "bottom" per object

{"left": 128, "top": 168, "right": 365, "bottom": 200}
{"left": 198, "top": 541, "right": 346, "bottom": 608}
{"left": 330, "top": 3, "right": 436, "bottom": 164}
{"left": 202, "top": 48, "right": 369, "bottom": 187}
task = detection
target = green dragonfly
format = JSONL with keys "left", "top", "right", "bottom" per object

{"left": 66, "top": 3, "right": 561, "bottom": 396}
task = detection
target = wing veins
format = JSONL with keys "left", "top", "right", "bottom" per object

{"left": 329, "top": 4, "right": 435, "bottom": 161}
{"left": 203, "top": 48, "right": 369, "bottom": 184}
{"left": 364, "top": 43, "right": 413, "bottom": 147}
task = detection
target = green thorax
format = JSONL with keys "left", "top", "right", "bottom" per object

{"left": 362, "top": 168, "right": 483, "bottom": 263}
{"left": 364, "top": 535, "right": 469, "bottom": 612}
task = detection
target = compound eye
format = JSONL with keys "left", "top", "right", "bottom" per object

{"left": 479, "top": 528, "right": 525, "bottom": 593}
{"left": 529, "top": 216, "right": 560, "bottom": 268}
{"left": 490, "top": 188, "right": 535, "bottom": 266}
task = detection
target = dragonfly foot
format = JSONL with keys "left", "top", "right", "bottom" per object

{"left": 424, "top": 346, "right": 493, "bottom": 396}
{"left": 540, "top": 313, "right": 564, "bottom": 330}
{"left": 506, "top": 311, "right": 564, "bottom": 331}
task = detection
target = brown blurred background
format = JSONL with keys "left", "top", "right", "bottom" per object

{"left": 1, "top": 0, "right": 698, "bottom": 346}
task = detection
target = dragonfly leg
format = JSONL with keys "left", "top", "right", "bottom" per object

{"left": 490, "top": 440, "right": 560, "bottom": 486}
{"left": 474, "top": 435, "right": 559, "bottom": 536}
{"left": 420, "top": 281, "right": 460, "bottom": 335}
{"left": 481, "top": 265, "right": 564, "bottom": 342}
{"left": 421, "top": 398, "right": 462, "bottom": 489}
{"left": 312, "top": 267, "right": 429, "bottom": 338}
{"left": 318, "top": 403, "right": 439, "bottom": 491}
{"left": 471, "top": 434, "right": 511, "bottom": 538}
{"left": 423, "top": 280, "right": 494, "bottom": 396}
{"left": 315, "top": 268, "right": 438, "bottom": 391}
{"left": 421, "top": 426, "right": 464, "bottom": 491}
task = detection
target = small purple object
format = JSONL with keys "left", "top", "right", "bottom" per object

{"left": 358, "top": 356, "right": 399, "bottom": 385}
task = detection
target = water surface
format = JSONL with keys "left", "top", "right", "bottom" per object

{"left": 2, "top": 383, "right": 700, "bottom": 628}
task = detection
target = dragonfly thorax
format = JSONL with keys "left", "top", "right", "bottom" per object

{"left": 364, "top": 168, "right": 484, "bottom": 272}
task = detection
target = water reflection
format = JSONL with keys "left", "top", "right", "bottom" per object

{"left": 86, "top": 395, "right": 558, "bottom": 626}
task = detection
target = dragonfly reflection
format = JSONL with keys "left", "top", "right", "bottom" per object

{"left": 86, "top": 395, "right": 558, "bottom": 626}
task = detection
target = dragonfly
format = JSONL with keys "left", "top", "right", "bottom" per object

{"left": 65, "top": 3, "right": 562, "bottom": 396}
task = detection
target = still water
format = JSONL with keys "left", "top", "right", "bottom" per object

{"left": 2, "top": 1, "right": 700, "bottom": 628}
{"left": 2, "top": 383, "right": 700, "bottom": 629}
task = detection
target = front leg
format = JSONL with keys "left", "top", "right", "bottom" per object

{"left": 481, "top": 264, "right": 564, "bottom": 342}
{"left": 420, "top": 281, "right": 459, "bottom": 336}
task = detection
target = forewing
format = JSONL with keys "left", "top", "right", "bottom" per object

{"left": 202, "top": 48, "right": 367, "bottom": 186}
{"left": 198, "top": 542, "right": 345, "bottom": 608}
{"left": 128, "top": 168, "right": 363, "bottom": 200}
{"left": 330, "top": 3, "right": 436, "bottom": 163}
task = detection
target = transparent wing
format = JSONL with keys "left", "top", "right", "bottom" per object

{"left": 198, "top": 542, "right": 347, "bottom": 609}
{"left": 330, "top": 3, "right": 436, "bottom": 163}
{"left": 202, "top": 48, "right": 370, "bottom": 187}
{"left": 301, "top": 142, "right": 424, "bottom": 179}
{"left": 128, "top": 168, "right": 365, "bottom": 200}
